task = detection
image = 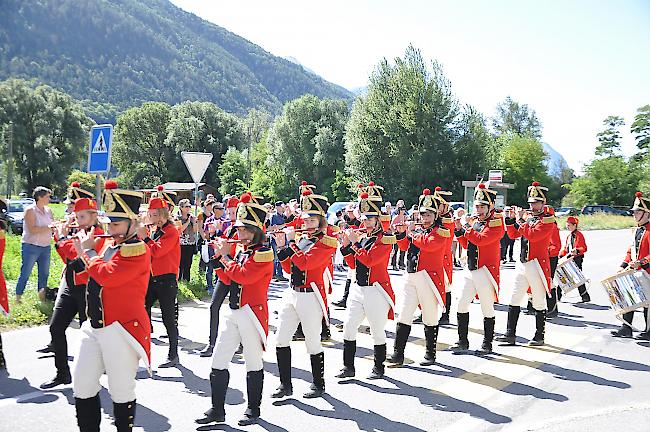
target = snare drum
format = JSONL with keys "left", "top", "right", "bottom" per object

{"left": 554, "top": 258, "right": 587, "bottom": 294}
{"left": 601, "top": 269, "right": 650, "bottom": 314}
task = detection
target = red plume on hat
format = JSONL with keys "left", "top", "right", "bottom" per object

{"left": 422, "top": 188, "right": 431, "bottom": 195}
{"left": 157, "top": 185, "right": 164, "bottom": 191}
{"left": 360, "top": 192, "right": 369, "bottom": 199}
{"left": 302, "top": 189, "right": 312, "bottom": 196}
{"left": 104, "top": 180, "right": 118, "bottom": 189}
{"left": 532, "top": 181, "right": 540, "bottom": 186}
{"left": 478, "top": 183, "right": 486, "bottom": 189}
{"left": 226, "top": 197, "right": 240, "bottom": 208}
{"left": 636, "top": 192, "right": 643, "bottom": 197}
{"left": 240, "top": 193, "right": 252, "bottom": 203}
{"left": 71, "top": 181, "right": 81, "bottom": 188}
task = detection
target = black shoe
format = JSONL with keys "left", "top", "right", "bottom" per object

{"left": 420, "top": 325, "right": 439, "bottom": 366}
{"left": 195, "top": 407, "right": 225, "bottom": 424}
{"left": 275, "top": 275, "right": 288, "bottom": 282}
{"left": 158, "top": 356, "right": 179, "bottom": 368}
{"left": 292, "top": 325, "right": 305, "bottom": 341}
{"left": 304, "top": 352, "right": 325, "bottom": 398}
{"left": 387, "top": 323, "right": 411, "bottom": 365}
{"left": 452, "top": 312, "right": 470, "bottom": 352}
{"left": 336, "top": 340, "right": 356, "bottom": 378}
{"left": 368, "top": 344, "right": 386, "bottom": 379}
{"left": 36, "top": 344, "right": 54, "bottom": 354}
{"left": 528, "top": 309, "right": 546, "bottom": 346}
{"left": 333, "top": 279, "right": 351, "bottom": 308}
{"left": 477, "top": 317, "right": 495, "bottom": 355}
{"left": 578, "top": 295, "right": 591, "bottom": 303}
{"left": 611, "top": 326, "right": 633, "bottom": 338}
{"left": 238, "top": 369, "right": 263, "bottom": 425}
{"left": 332, "top": 299, "right": 347, "bottom": 308}
{"left": 496, "top": 306, "right": 520, "bottom": 345}
{"left": 546, "top": 310, "right": 558, "bottom": 319}
{"left": 271, "top": 346, "right": 292, "bottom": 398}
{"left": 635, "top": 331, "right": 650, "bottom": 340}
{"left": 40, "top": 374, "right": 72, "bottom": 389}
{"left": 199, "top": 346, "right": 214, "bottom": 357}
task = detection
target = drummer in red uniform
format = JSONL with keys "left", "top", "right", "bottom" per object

{"left": 497, "top": 182, "right": 555, "bottom": 346}
{"left": 559, "top": 216, "right": 590, "bottom": 303}
{"left": 0, "top": 197, "right": 8, "bottom": 369}
{"left": 611, "top": 192, "right": 650, "bottom": 339}
{"left": 71, "top": 180, "right": 152, "bottom": 432}
{"left": 195, "top": 193, "right": 273, "bottom": 426}
{"left": 336, "top": 184, "right": 396, "bottom": 380}
{"left": 389, "top": 188, "right": 450, "bottom": 366}
{"left": 452, "top": 183, "right": 504, "bottom": 354}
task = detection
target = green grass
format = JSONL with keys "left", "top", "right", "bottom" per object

{"left": 555, "top": 214, "right": 635, "bottom": 230}
{"left": 1, "top": 229, "right": 211, "bottom": 330}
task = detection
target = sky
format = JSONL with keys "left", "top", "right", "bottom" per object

{"left": 170, "top": 0, "right": 650, "bottom": 173}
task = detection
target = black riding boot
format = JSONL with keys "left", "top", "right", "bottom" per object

{"left": 478, "top": 317, "right": 495, "bottom": 354}
{"left": 529, "top": 309, "right": 546, "bottom": 346}
{"left": 451, "top": 312, "right": 470, "bottom": 351}
{"left": 75, "top": 393, "right": 101, "bottom": 432}
{"left": 195, "top": 369, "right": 228, "bottom": 424}
{"left": 496, "top": 305, "right": 520, "bottom": 345}
{"left": 387, "top": 323, "right": 411, "bottom": 365}
{"left": 335, "top": 339, "right": 356, "bottom": 378}
{"left": 420, "top": 325, "right": 439, "bottom": 366}
{"left": 304, "top": 352, "right": 325, "bottom": 398}
{"left": 368, "top": 344, "right": 386, "bottom": 379}
{"left": 113, "top": 400, "right": 136, "bottom": 432}
{"left": 238, "top": 369, "right": 263, "bottom": 426}
{"left": 332, "top": 279, "right": 351, "bottom": 308}
{"left": 611, "top": 311, "right": 634, "bottom": 338}
{"left": 271, "top": 346, "right": 293, "bottom": 398}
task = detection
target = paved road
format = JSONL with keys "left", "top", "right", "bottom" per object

{"left": 2, "top": 229, "right": 650, "bottom": 431}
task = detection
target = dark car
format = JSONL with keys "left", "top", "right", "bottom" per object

{"left": 4, "top": 199, "right": 34, "bottom": 234}
{"left": 49, "top": 195, "right": 61, "bottom": 204}
{"left": 581, "top": 205, "right": 629, "bottom": 216}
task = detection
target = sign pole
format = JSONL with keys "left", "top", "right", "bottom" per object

{"left": 96, "top": 174, "right": 102, "bottom": 210}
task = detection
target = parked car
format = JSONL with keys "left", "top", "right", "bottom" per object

{"left": 581, "top": 205, "right": 628, "bottom": 216}
{"left": 49, "top": 195, "right": 61, "bottom": 204}
{"left": 4, "top": 199, "right": 35, "bottom": 234}
{"left": 449, "top": 201, "right": 465, "bottom": 211}
{"left": 555, "top": 207, "right": 579, "bottom": 217}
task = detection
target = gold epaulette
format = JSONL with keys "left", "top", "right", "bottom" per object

{"left": 320, "top": 235, "right": 338, "bottom": 248}
{"left": 381, "top": 234, "right": 397, "bottom": 245}
{"left": 542, "top": 216, "right": 556, "bottom": 224}
{"left": 436, "top": 227, "right": 451, "bottom": 238}
{"left": 253, "top": 248, "right": 274, "bottom": 263}
{"left": 489, "top": 218, "right": 503, "bottom": 227}
{"left": 120, "top": 241, "right": 147, "bottom": 258}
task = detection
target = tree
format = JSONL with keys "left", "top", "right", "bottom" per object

{"left": 492, "top": 96, "right": 542, "bottom": 139}
{"left": 249, "top": 134, "right": 285, "bottom": 201}
{"left": 566, "top": 156, "right": 639, "bottom": 207}
{"left": 0, "top": 78, "right": 92, "bottom": 194}
{"left": 496, "top": 134, "right": 552, "bottom": 205}
{"left": 217, "top": 147, "right": 248, "bottom": 197}
{"left": 452, "top": 106, "right": 497, "bottom": 186}
{"left": 268, "top": 94, "right": 348, "bottom": 201}
{"left": 113, "top": 102, "right": 172, "bottom": 187}
{"left": 631, "top": 105, "right": 650, "bottom": 152}
{"left": 345, "top": 45, "right": 459, "bottom": 201}
{"left": 595, "top": 115, "right": 624, "bottom": 158}
{"left": 67, "top": 170, "right": 103, "bottom": 194}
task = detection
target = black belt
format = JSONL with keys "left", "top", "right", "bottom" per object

{"left": 150, "top": 273, "right": 177, "bottom": 284}
{"left": 293, "top": 286, "right": 314, "bottom": 293}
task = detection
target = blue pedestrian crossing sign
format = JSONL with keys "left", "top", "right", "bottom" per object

{"left": 88, "top": 124, "right": 113, "bottom": 173}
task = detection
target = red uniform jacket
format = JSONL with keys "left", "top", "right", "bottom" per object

{"left": 396, "top": 224, "right": 450, "bottom": 303}
{"left": 55, "top": 226, "right": 107, "bottom": 286}
{"left": 144, "top": 221, "right": 181, "bottom": 278}
{"left": 506, "top": 213, "right": 555, "bottom": 290}
{"left": 548, "top": 223, "right": 561, "bottom": 258}
{"left": 622, "top": 222, "right": 650, "bottom": 274}
{"left": 81, "top": 238, "right": 152, "bottom": 366}
{"left": 341, "top": 230, "right": 396, "bottom": 319}
{"left": 456, "top": 213, "right": 504, "bottom": 299}
{"left": 560, "top": 230, "right": 587, "bottom": 257}
{"left": 0, "top": 229, "right": 8, "bottom": 315}
{"left": 277, "top": 232, "right": 337, "bottom": 312}
{"left": 215, "top": 244, "right": 273, "bottom": 343}
{"left": 441, "top": 214, "right": 455, "bottom": 285}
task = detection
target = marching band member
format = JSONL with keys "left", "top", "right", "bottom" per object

{"left": 433, "top": 186, "right": 455, "bottom": 325}
{"left": 332, "top": 194, "right": 363, "bottom": 309}
{"left": 336, "top": 187, "right": 396, "bottom": 379}
{"left": 272, "top": 188, "right": 337, "bottom": 399}
{"left": 41, "top": 183, "right": 108, "bottom": 389}
{"left": 71, "top": 180, "right": 151, "bottom": 432}
{"left": 139, "top": 194, "right": 181, "bottom": 368}
{"left": 545, "top": 207, "right": 562, "bottom": 317}
{"left": 0, "top": 198, "right": 7, "bottom": 369}
{"left": 199, "top": 196, "right": 239, "bottom": 357}
{"left": 559, "top": 216, "right": 590, "bottom": 303}
{"left": 452, "top": 184, "right": 503, "bottom": 354}
{"left": 611, "top": 192, "right": 650, "bottom": 339}
{"left": 195, "top": 193, "right": 273, "bottom": 426}
{"left": 389, "top": 188, "right": 450, "bottom": 366}
{"left": 497, "top": 182, "right": 555, "bottom": 346}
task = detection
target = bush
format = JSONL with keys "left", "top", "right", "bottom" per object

{"left": 555, "top": 214, "right": 635, "bottom": 230}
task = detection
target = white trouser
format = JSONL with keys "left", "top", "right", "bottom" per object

{"left": 73, "top": 322, "right": 140, "bottom": 403}
{"left": 457, "top": 267, "right": 497, "bottom": 318}
{"left": 334, "top": 247, "right": 344, "bottom": 266}
{"left": 211, "top": 307, "right": 264, "bottom": 371}
{"left": 509, "top": 259, "right": 548, "bottom": 311}
{"left": 275, "top": 291, "right": 323, "bottom": 354}
{"left": 398, "top": 271, "right": 443, "bottom": 326}
{"left": 343, "top": 284, "right": 391, "bottom": 345}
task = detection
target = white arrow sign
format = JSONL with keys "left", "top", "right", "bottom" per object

{"left": 181, "top": 151, "right": 213, "bottom": 184}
